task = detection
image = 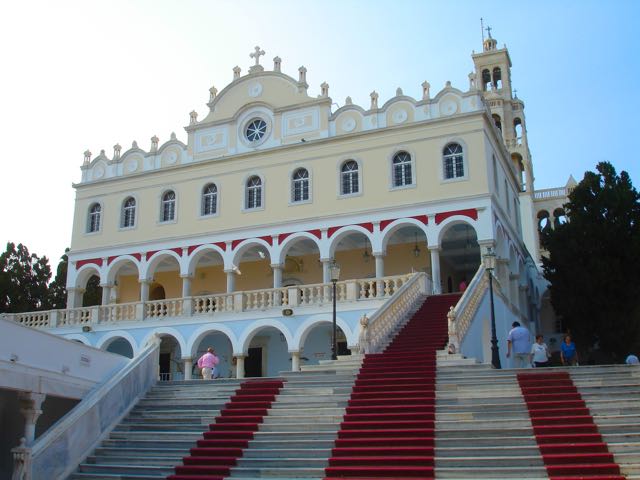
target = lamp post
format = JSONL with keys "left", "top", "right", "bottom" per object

{"left": 329, "top": 260, "right": 341, "bottom": 360}
{"left": 483, "top": 247, "right": 501, "bottom": 369}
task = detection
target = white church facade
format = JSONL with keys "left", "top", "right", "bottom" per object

{"left": 5, "top": 34, "right": 561, "bottom": 380}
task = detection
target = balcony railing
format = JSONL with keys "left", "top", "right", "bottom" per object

{"left": 533, "top": 186, "right": 573, "bottom": 200}
{"left": 2, "top": 274, "right": 414, "bottom": 330}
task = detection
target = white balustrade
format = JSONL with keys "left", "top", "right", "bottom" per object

{"left": 7, "top": 274, "right": 420, "bottom": 329}
{"left": 145, "top": 299, "right": 182, "bottom": 318}
{"left": 363, "top": 273, "right": 427, "bottom": 354}
{"left": 100, "top": 302, "right": 138, "bottom": 323}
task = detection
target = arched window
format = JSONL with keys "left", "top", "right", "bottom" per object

{"left": 492, "top": 114, "right": 502, "bottom": 131}
{"left": 514, "top": 118, "right": 523, "bottom": 144}
{"left": 442, "top": 143, "right": 464, "bottom": 179}
{"left": 392, "top": 151, "right": 412, "bottom": 187}
{"left": 482, "top": 69, "right": 491, "bottom": 91}
{"left": 88, "top": 203, "right": 101, "bottom": 233}
{"left": 246, "top": 176, "right": 262, "bottom": 209}
{"left": 554, "top": 208, "right": 567, "bottom": 227}
{"left": 121, "top": 197, "right": 136, "bottom": 228}
{"left": 492, "top": 67, "right": 502, "bottom": 89}
{"left": 161, "top": 190, "right": 176, "bottom": 222}
{"left": 341, "top": 160, "right": 359, "bottom": 195}
{"left": 537, "top": 210, "right": 551, "bottom": 233}
{"left": 202, "top": 183, "right": 217, "bottom": 216}
{"left": 291, "top": 168, "right": 309, "bottom": 203}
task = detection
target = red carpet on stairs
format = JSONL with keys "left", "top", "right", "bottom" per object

{"left": 167, "top": 379, "right": 284, "bottom": 480}
{"left": 517, "top": 371, "right": 624, "bottom": 480}
{"left": 324, "top": 293, "right": 460, "bottom": 480}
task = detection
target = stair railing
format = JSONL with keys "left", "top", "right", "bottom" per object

{"left": 360, "top": 272, "right": 430, "bottom": 354}
{"left": 447, "top": 264, "right": 487, "bottom": 352}
{"left": 11, "top": 336, "right": 161, "bottom": 480}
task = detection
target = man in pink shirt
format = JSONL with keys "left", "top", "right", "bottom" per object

{"left": 197, "top": 347, "right": 219, "bottom": 380}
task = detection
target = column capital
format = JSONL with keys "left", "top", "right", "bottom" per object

{"left": 270, "top": 263, "right": 284, "bottom": 269}
{"left": 180, "top": 273, "right": 194, "bottom": 279}
{"left": 320, "top": 257, "right": 332, "bottom": 263}
{"left": 223, "top": 268, "right": 238, "bottom": 274}
{"left": 427, "top": 245, "right": 441, "bottom": 252}
{"left": 138, "top": 278, "right": 153, "bottom": 285}
{"left": 180, "top": 356, "right": 193, "bottom": 362}
{"left": 372, "top": 251, "right": 386, "bottom": 258}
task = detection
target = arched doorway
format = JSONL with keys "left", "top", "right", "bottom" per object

{"left": 440, "top": 223, "right": 480, "bottom": 293}
{"left": 192, "top": 332, "right": 234, "bottom": 379}
{"left": 158, "top": 335, "right": 182, "bottom": 381}
{"left": 105, "top": 337, "right": 134, "bottom": 358}
{"left": 301, "top": 322, "right": 351, "bottom": 367}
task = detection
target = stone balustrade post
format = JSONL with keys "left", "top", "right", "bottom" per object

{"left": 100, "top": 284, "right": 112, "bottom": 306}
{"left": 11, "top": 438, "right": 31, "bottom": 480}
{"left": 345, "top": 280, "right": 358, "bottom": 301}
{"left": 90, "top": 306, "right": 100, "bottom": 324}
{"left": 49, "top": 310, "right": 59, "bottom": 328}
{"left": 18, "top": 392, "right": 46, "bottom": 445}
{"left": 233, "top": 293, "right": 244, "bottom": 312}
{"left": 288, "top": 287, "right": 300, "bottom": 307}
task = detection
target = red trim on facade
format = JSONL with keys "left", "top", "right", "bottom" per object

{"left": 132, "top": 253, "right": 142, "bottom": 262}
{"left": 279, "top": 232, "right": 292, "bottom": 243}
{"left": 307, "top": 229, "right": 322, "bottom": 240}
{"left": 231, "top": 239, "right": 244, "bottom": 250}
{"left": 435, "top": 209, "right": 478, "bottom": 225}
{"left": 188, "top": 245, "right": 201, "bottom": 255}
{"left": 380, "top": 216, "right": 428, "bottom": 232}
{"left": 327, "top": 222, "right": 373, "bottom": 238}
{"left": 171, "top": 247, "right": 183, "bottom": 256}
{"left": 411, "top": 215, "right": 429, "bottom": 225}
{"left": 145, "top": 250, "right": 157, "bottom": 261}
{"left": 215, "top": 242, "right": 227, "bottom": 252}
{"left": 76, "top": 258, "right": 103, "bottom": 269}
{"left": 260, "top": 235, "right": 273, "bottom": 246}
{"left": 379, "top": 219, "right": 394, "bottom": 231}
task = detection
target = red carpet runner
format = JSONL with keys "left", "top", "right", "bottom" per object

{"left": 167, "top": 379, "right": 284, "bottom": 480}
{"left": 517, "top": 371, "right": 624, "bottom": 480}
{"left": 324, "top": 293, "right": 460, "bottom": 479}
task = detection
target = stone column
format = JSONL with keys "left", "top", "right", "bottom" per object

{"left": 272, "top": 264, "right": 283, "bottom": 288}
{"left": 235, "top": 355, "right": 246, "bottom": 379}
{"left": 183, "top": 358, "right": 193, "bottom": 380}
{"left": 225, "top": 270, "right": 236, "bottom": 293}
{"left": 139, "top": 279, "right": 151, "bottom": 302}
{"left": 66, "top": 287, "right": 83, "bottom": 309}
{"left": 18, "top": 392, "right": 46, "bottom": 445}
{"left": 181, "top": 275, "right": 193, "bottom": 298}
{"left": 374, "top": 254, "right": 385, "bottom": 298}
{"left": 429, "top": 246, "right": 442, "bottom": 294}
{"left": 100, "top": 284, "right": 112, "bottom": 306}
{"left": 291, "top": 351, "right": 301, "bottom": 372}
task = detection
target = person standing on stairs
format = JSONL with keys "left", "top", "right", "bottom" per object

{"left": 506, "top": 321, "right": 532, "bottom": 368}
{"left": 531, "top": 335, "right": 550, "bottom": 367}
{"left": 197, "top": 347, "right": 219, "bottom": 380}
{"left": 560, "top": 335, "right": 579, "bottom": 366}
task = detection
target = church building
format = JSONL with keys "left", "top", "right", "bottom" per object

{"left": 7, "top": 32, "right": 557, "bottom": 380}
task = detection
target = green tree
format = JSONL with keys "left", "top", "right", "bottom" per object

{"left": 0, "top": 242, "right": 52, "bottom": 313}
{"left": 542, "top": 162, "right": 640, "bottom": 360}
{"left": 48, "top": 248, "right": 69, "bottom": 309}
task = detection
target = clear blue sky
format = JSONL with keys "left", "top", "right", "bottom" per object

{"left": 0, "top": 0, "right": 638, "bottom": 264}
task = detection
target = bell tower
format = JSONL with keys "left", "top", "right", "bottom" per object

{"left": 472, "top": 27, "right": 533, "bottom": 193}
{"left": 472, "top": 26, "right": 539, "bottom": 261}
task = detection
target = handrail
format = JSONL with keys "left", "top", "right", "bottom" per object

{"left": 12, "top": 337, "right": 160, "bottom": 480}
{"left": 447, "top": 264, "right": 487, "bottom": 351}
{"left": 360, "top": 272, "right": 429, "bottom": 354}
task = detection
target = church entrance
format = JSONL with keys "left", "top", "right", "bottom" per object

{"left": 245, "top": 347, "right": 263, "bottom": 377}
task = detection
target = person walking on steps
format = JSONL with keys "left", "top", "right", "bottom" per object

{"left": 560, "top": 335, "right": 579, "bottom": 366}
{"left": 197, "top": 347, "right": 219, "bottom": 380}
{"left": 531, "top": 335, "right": 550, "bottom": 367}
{"left": 506, "top": 321, "right": 531, "bottom": 368}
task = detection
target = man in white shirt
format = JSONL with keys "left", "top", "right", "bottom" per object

{"left": 506, "top": 321, "right": 532, "bottom": 368}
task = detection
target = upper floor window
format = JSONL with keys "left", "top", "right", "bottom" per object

{"left": 341, "top": 160, "right": 359, "bottom": 195}
{"left": 87, "top": 203, "right": 101, "bottom": 233}
{"left": 161, "top": 190, "right": 176, "bottom": 222}
{"left": 202, "top": 183, "right": 218, "bottom": 216}
{"left": 392, "top": 151, "right": 413, "bottom": 187}
{"left": 292, "top": 168, "right": 310, "bottom": 203}
{"left": 443, "top": 143, "right": 464, "bottom": 179}
{"left": 121, "top": 197, "right": 136, "bottom": 228}
{"left": 246, "top": 176, "right": 262, "bottom": 209}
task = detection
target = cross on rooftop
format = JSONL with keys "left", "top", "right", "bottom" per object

{"left": 250, "top": 46, "right": 265, "bottom": 66}
{"left": 486, "top": 26, "right": 492, "bottom": 38}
